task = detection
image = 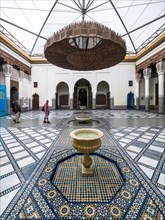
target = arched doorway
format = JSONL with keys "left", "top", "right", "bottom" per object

{"left": 56, "top": 82, "right": 69, "bottom": 109}
{"left": 10, "top": 86, "right": 18, "bottom": 103}
{"left": 127, "top": 92, "right": 134, "bottom": 109}
{"left": 32, "top": 93, "right": 39, "bottom": 110}
{"left": 78, "top": 88, "right": 87, "bottom": 106}
{"left": 96, "top": 81, "right": 110, "bottom": 109}
{"left": 73, "top": 78, "right": 92, "bottom": 109}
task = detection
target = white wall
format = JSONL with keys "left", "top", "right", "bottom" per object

{"left": 10, "top": 69, "right": 30, "bottom": 107}
{"left": 31, "top": 61, "right": 136, "bottom": 108}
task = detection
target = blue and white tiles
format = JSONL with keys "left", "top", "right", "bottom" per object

{"left": 0, "top": 126, "right": 61, "bottom": 215}
{"left": 0, "top": 110, "right": 165, "bottom": 218}
{"left": 110, "top": 126, "right": 165, "bottom": 195}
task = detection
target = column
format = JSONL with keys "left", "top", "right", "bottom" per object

{"left": 69, "top": 84, "right": 74, "bottom": 110}
{"left": 70, "top": 95, "right": 73, "bottom": 110}
{"left": 110, "top": 96, "right": 114, "bottom": 109}
{"left": 92, "top": 93, "right": 96, "bottom": 109}
{"left": 143, "top": 67, "right": 151, "bottom": 111}
{"left": 52, "top": 96, "right": 56, "bottom": 110}
{"left": 27, "top": 74, "right": 31, "bottom": 110}
{"left": 156, "top": 61, "right": 165, "bottom": 113}
{"left": 2, "top": 64, "right": 13, "bottom": 114}
{"left": 135, "top": 73, "right": 141, "bottom": 110}
{"left": 108, "top": 93, "right": 111, "bottom": 109}
{"left": 19, "top": 70, "right": 24, "bottom": 105}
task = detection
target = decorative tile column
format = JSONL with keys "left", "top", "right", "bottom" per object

{"left": 143, "top": 67, "right": 151, "bottom": 111}
{"left": 156, "top": 61, "right": 165, "bottom": 113}
{"left": 2, "top": 64, "right": 13, "bottom": 114}
{"left": 135, "top": 73, "right": 141, "bottom": 110}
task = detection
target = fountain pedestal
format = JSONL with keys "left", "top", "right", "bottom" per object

{"left": 80, "top": 106, "right": 86, "bottom": 114}
{"left": 76, "top": 106, "right": 92, "bottom": 123}
{"left": 70, "top": 128, "right": 104, "bottom": 176}
{"left": 82, "top": 153, "right": 93, "bottom": 176}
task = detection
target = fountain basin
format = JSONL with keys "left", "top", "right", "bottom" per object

{"left": 76, "top": 115, "right": 92, "bottom": 123}
{"left": 70, "top": 128, "right": 104, "bottom": 176}
{"left": 70, "top": 128, "right": 104, "bottom": 154}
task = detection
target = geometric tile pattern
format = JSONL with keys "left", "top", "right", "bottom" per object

{"left": 52, "top": 154, "right": 124, "bottom": 202}
{"left": 0, "top": 110, "right": 165, "bottom": 219}
{"left": 110, "top": 126, "right": 165, "bottom": 195}
{"left": 5, "top": 110, "right": 73, "bottom": 121}
{"left": 0, "top": 126, "right": 61, "bottom": 215}
{"left": 1, "top": 139, "right": 164, "bottom": 219}
{"left": 4, "top": 109, "right": 165, "bottom": 122}
{"left": 93, "top": 109, "right": 165, "bottom": 119}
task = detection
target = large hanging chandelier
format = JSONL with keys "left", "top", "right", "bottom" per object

{"left": 44, "top": 6, "right": 126, "bottom": 71}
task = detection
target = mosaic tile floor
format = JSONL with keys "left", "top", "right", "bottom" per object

{"left": 0, "top": 110, "right": 165, "bottom": 219}
{"left": 51, "top": 154, "right": 124, "bottom": 203}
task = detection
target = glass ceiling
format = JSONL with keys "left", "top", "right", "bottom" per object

{"left": 0, "top": 0, "right": 164, "bottom": 57}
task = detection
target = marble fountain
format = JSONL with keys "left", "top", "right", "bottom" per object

{"left": 76, "top": 106, "right": 92, "bottom": 123}
{"left": 70, "top": 128, "right": 104, "bottom": 176}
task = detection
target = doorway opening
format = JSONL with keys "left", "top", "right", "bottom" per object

{"left": 32, "top": 93, "right": 39, "bottom": 110}
{"left": 78, "top": 88, "right": 87, "bottom": 107}
{"left": 10, "top": 80, "right": 19, "bottom": 106}
{"left": 73, "top": 79, "right": 92, "bottom": 109}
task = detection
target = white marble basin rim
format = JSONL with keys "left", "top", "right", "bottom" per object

{"left": 70, "top": 128, "right": 104, "bottom": 140}
{"left": 76, "top": 116, "right": 92, "bottom": 121}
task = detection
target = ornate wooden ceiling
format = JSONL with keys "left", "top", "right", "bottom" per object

{"left": 44, "top": 22, "right": 126, "bottom": 71}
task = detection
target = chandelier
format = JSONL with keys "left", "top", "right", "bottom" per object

{"left": 44, "top": 21, "right": 126, "bottom": 71}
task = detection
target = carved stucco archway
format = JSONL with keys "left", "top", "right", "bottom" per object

{"left": 96, "top": 81, "right": 110, "bottom": 109}
{"left": 73, "top": 78, "right": 92, "bottom": 109}
{"left": 56, "top": 82, "right": 69, "bottom": 109}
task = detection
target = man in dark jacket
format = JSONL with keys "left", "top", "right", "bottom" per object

{"left": 11, "top": 100, "right": 15, "bottom": 112}
{"left": 11, "top": 100, "right": 16, "bottom": 121}
{"left": 14, "top": 100, "right": 21, "bottom": 123}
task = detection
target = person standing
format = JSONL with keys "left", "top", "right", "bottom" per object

{"left": 11, "top": 100, "right": 16, "bottom": 121}
{"left": 11, "top": 100, "right": 15, "bottom": 112}
{"left": 14, "top": 100, "right": 21, "bottom": 123}
{"left": 43, "top": 100, "right": 50, "bottom": 123}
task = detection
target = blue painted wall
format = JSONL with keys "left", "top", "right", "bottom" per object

{"left": 0, "top": 84, "right": 7, "bottom": 116}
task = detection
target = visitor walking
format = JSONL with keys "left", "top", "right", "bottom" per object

{"left": 11, "top": 100, "right": 16, "bottom": 121}
{"left": 14, "top": 100, "right": 21, "bottom": 123}
{"left": 43, "top": 100, "right": 50, "bottom": 123}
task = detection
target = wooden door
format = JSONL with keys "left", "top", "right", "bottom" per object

{"left": 32, "top": 93, "right": 39, "bottom": 110}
